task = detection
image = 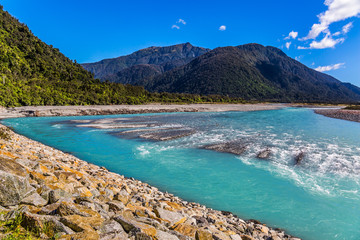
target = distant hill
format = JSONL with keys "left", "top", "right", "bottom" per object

{"left": 83, "top": 42, "right": 360, "bottom": 103}
{"left": 81, "top": 43, "right": 210, "bottom": 85}
{"left": 142, "top": 44, "right": 360, "bottom": 103}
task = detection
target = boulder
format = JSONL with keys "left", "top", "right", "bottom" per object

{"left": 113, "top": 215, "right": 157, "bottom": 237}
{"left": 48, "top": 189, "right": 72, "bottom": 204}
{"left": 256, "top": 148, "right": 271, "bottom": 159}
{"left": 0, "top": 170, "right": 34, "bottom": 206}
{"left": 139, "top": 129, "right": 195, "bottom": 141}
{"left": 196, "top": 229, "right": 214, "bottom": 240}
{"left": 203, "top": 140, "right": 249, "bottom": 155}
{"left": 99, "top": 219, "right": 128, "bottom": 240}
{"left": 21, "top": 192, "right": 48, "bottom": 207}
{"left": 156, "top": 230, "right": 180, "bottom": 240}
{"left": 295, "top": 152, "right": 305, "bottom": 165}
{"left": 154, "top": 207, "right": 186, "bottom": 227}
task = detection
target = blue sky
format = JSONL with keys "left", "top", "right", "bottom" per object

{"left": 2, "top": 0, "right": 360, "bottom": 86}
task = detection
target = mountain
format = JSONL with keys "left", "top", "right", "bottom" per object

{"left": 142, "top": 44, "right": 360, "bottom": 103}
{"left": 81, "top": 43, "right": 210, "bottom": 84}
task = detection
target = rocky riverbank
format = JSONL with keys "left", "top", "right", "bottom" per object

{"left": 0, "top": 123, "right": 300, "bottom": 240}
{"left": 0, "top": 104, "right": 285, "bottom": 119}
{"left": 314, "top": 109, "right": 360, "bottom": 123}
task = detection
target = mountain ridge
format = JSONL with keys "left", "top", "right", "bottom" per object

{"left": 91, "top": 42, "right": 359, "bottom": 103}
{"left": 81, "top": 42, "right": 210, "bottom": 84}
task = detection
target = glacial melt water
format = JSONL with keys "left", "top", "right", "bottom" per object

{"left": 2, "top": 108, "right": 360, "bottom": 240}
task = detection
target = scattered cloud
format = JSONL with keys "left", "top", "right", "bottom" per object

{"left": 315, "top": 62, "right": 345, "bottom": 72}
{"left": 285, "top": 42, "right": 291, "bottom": 49}
{"left": 285, "top": 31, "right": 298, "bottom": 40}
{"left": 342, "top": 21, "right": 353, "bottom": 34}
{"left": 309, "top": 33, "right": 344, "bottom": 49}
{"left": 298, "top": 33, "right": 344, "bottom": 49}
{"left": 177, "top": 19, "right": 186, "bottom": 25}
{"left": 295, "top": 56, "right": 303, "bottom": 61}
{"left": 303, "top": 0, "right": 360, "bottom": 40}
{"left": 219, "top": 25, "right": 226, "bottom": 31}
{"left": 294, "top": 0, "right": 359, "bottom": 49}
{"left": 171, "top": 19, "right": 186, "bottom": 29}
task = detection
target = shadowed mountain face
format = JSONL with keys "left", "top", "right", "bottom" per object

{"left": 83, "top": 42, "right": 360, "bottom": 103}
{"left": 81, "top": 43, "right": 210, "bottom": 84}
{"left": 144, "top": 43, "right": 360, "bottom": 103}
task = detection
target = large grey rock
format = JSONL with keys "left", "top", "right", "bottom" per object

{"left": 0, "top": 170, "right": 34, "bottom": 206}
{"left": 156, "top": 230, "right": 180, "bottom": 240}
{"left": 21, "top": 192, "right": 48, "bottom": 207}
{"left": 154, "top": 207, "right": 185, "bottom": 226}
{"left": 203, "top": 140, "right": 249, "bottom": 155}
{"left": 48, "top": 189, "right": 72, "bottom": 204}
{"left": 99, "top": 219, "right": 128, "bottom": 240}
{"left": 295, "top": 152, "right": 305, "bottom": 165}
{"left": 256, "top": 148, "right": 271, "bottom": 159}
{"left": 107, "top": 200, "right": 125, "bottom": 212}
{"left": 139, "top": 129, "right": 195, "bottom": 141}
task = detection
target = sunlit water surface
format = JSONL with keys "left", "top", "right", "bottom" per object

{"left": 3, "top": 108, "right": 360, "bottom": 240}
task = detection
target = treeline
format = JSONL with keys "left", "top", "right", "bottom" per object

{"left": 0, "top": 6, "right": 244, "bottom": 107}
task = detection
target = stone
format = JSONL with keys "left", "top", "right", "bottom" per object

{"left": 21, "top": 192, "right": 48, "bottom": 207}
{"left": 240, "top": 235, "right": 255, "bottom": 240}
{"left": 48, "top": 189, "right": 72, "bottom": 204}
{"left": 295, "top": 151, "right": 305, "bottom": 165}
{"left": 203, "top": 140, "right": 249, "bottom": 155}
{"left": 156, "top": 230, "right": 180, "bottom": 240}
{"left": 99, "top": 219, "right": 124, "bottom": 235}
{"left": 57, "top": 201, "right": 92, "bottom": 217}
{"left": 139, "top": 129, "right": 195, "bottom": 141}
{"left": 135, "top": 232, "right": 152, "bottom": 240}
{"left": 212, "top": 230, "right": 232, "bottom": 240}
{"left": 196, "top": 229, "right": 214, "bottom": 240}
{"left": 107, "top": 200, "right": 125, "bottom": 212}
{"left": 171, "top": 223, "right": 197, "bottom": 238}
{"left": 0, "top": 157, "right": 27, "bottom": 177}
{"left": 154, "top": 207, "right": 186, "bottom": 226}
{"left": 230, "top": 235, "right": 242, "bottom": 240}
{"left": 113, "top": 215, "right": 157, "bottom": 237}
{"left": 0, "top": 170, "right": 34, "bottom": 206}
{"left": 60, "top": 213, "right": 104, "bottom": 232}
{"left": 256, "top": 148, "right": 271, "bottom": 159}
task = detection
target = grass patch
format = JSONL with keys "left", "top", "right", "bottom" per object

{"left": 344, "top": 105, "right": 360, "bottom": 110}
{"left": 0, "top": 211, "right": 60, "bottom": 240}
{"left": 0, "top": 127, "right": 11, "bottom": 140}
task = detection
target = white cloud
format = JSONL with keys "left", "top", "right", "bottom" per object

{"left": 315, "top": 62, "right": 345, "bottom": 72}
{"left": 299, "top": 33, "right": 344, "bottom": 49}
{"left": 172, "top": 25, "right": 180, "bottom": 29}
{"left": 285, "top": 42, "right": 291, "bottom": 49}
{"left": 285, "top": 31, "right": 298, "bottom": 39}
{"left": 342, "top": 21, "right": 353, "bottom": 33}
{"left": 303, "top": 0, "right": 360, "bottom": 40}
{"left": 295, "top": 56, "right": 303, "bottom": 61}
{"left": 219, "top": 25, "right": 226, "bottom": 31}
{"left": 309, "top": 33, "right": 344, "bottom": 49}
{"left": 177, "top": 19, "right": 186, "bottom": 25}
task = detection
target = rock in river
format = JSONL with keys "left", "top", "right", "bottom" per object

{"left": 203, "top": 140, "right": 249, "bottom": 155}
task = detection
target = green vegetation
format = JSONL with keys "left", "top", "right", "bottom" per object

{"left": 0, "top": 7, "right": 244, "bottom": 107}
{"left": 0, "top": 127, "right": 10, "bottom": 140}
{"left": 145, "top": 44, "right": 360, "bottom": 103}
{"left": 0, "top": 211, "right": 59, "bottom": 240}
{"left": 344, "top": 105, "right": 360, "bottom": 110}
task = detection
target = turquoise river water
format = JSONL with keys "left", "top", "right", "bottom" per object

{"left": 2, "top": 108, "right": 360, "bottom": 240}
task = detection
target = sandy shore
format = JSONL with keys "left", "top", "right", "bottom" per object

{"left": 0, "top": 103, "right": 286, "bottom": 119}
